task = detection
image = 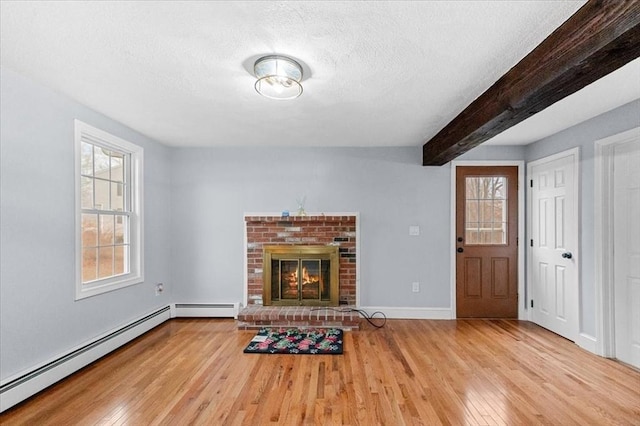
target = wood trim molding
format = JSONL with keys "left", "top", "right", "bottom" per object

{"left": 423, "top": 0, "right": 640, "bottom": 166}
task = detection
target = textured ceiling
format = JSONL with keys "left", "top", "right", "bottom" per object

{"left": 2, "top": 0, "right": 634, "bottom": 149}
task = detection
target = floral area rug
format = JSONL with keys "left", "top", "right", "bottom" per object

{"left": 243, "top": 327, "right": 343, "bottom": 355}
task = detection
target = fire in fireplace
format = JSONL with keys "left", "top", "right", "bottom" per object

{"left": 263, "top": 245, "right": 339, "bottom": 306}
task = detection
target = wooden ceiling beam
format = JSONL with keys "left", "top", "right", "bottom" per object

{"left": 422, "top": 0, "right": 640, "bottom": 166}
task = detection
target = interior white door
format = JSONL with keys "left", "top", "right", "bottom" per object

{"left": 529, "top": 149, "right": 579, "bottom": 341}
{"left": 613, "top": 138, "right": 640, "bottom": 368}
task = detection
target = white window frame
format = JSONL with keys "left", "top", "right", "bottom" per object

{"left": 74, "top": 120, "right": 144, "bottom": 300}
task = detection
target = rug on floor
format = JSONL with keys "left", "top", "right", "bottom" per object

{"left": 243, "top": 327, "right": 343, "bottom": 355}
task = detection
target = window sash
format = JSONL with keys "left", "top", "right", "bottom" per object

{"left": 80, "top": 210, "right": 131, "bottom": 284}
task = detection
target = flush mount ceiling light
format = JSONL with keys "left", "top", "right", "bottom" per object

{"left": 254, "top": 55, "right": 303, "bottom": 100}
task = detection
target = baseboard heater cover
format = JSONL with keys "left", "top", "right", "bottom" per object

{"left": 172, "top": 302, "right": 240, "bottom": 319}
{"left": 0, "top": 306, "right": 171, "bottom": 413}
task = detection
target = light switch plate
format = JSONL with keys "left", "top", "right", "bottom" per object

{"left": 409, "top": 225, "right": 420, "bottom": 236}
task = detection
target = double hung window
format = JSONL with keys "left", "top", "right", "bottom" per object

{"left": 75, "top": 120, "right": 143, "bottom": 299}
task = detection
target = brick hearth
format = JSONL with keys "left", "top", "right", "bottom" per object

{"left": 237, "top": 305, "right": 360, "bottom": 330}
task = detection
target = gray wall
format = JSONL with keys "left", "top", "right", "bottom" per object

{"left": 168, "top": 142, "right": 526, "bottom": 307}
{"left": 0, "top": 68, "right": 172, "bottom": 380}
{"left": 169, "top": 144, "right": 526, "bottom": 307}
{"left": 525, "top": 99, "right": 640, "bottom": 337}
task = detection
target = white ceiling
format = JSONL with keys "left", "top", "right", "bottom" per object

{"left": 1, "top": 1, "right": 637, "bottom": 150}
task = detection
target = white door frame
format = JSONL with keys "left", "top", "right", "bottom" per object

{"left": 450, "top": 160, "right": 526, "bottom": 319}
{"left": 595, "top": 127, "right": 640, "bottom": 357}
{"left": 526, "top": 147, "right": 580, "bottom": 338}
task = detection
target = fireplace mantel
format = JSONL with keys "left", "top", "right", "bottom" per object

{"left": 244, "top": 213, "right": 358, "bottom": 306}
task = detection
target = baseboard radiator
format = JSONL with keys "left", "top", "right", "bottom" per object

{"left": 172, "top": 302, "right": 240, "bottom": 319}
{"left": 0, "top": 306, "right": 171, "bottom": 413}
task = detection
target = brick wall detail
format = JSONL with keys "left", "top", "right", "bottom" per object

{"left": 245, "top": 215, "right": 357, "bottom": 305}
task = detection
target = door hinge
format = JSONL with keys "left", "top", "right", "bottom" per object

{"left": 530, "top": 239, "right": 533, "bottom": 247}
{"left": 531, "top": 300, "right": 534, "bottom": 308}
{"left": 530, "top": 179, "right": 533, "bottom": 188}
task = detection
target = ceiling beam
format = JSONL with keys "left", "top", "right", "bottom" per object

{"left": 422, "top": 0, "right": 640, "bottom": 166}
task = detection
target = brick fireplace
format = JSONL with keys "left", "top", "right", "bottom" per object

{"left": 238, "top": 214, "right": 359, "bottom": 329}
{"left": 244, "top": 214, "right": 357, "bottom": 305}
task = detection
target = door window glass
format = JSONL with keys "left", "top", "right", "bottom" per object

{"left": 465, "top": 176, "right": 507, "bottom": 244}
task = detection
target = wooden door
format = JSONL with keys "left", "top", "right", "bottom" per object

{"left": 456, "top": 166, "right": 518, "bottom": 318}
{"left": 529, "top": 149, "right": 579, "bottom": 341}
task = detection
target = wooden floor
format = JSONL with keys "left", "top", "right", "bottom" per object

{"left": 1, "top": 319, "right": 639, "bottom": 425}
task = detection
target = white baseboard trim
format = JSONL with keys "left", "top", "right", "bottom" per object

{"left": 0, "top": 306, "right": 171, "bottom": 413}
{"left": 577, "top": 332, "right": 599, "bottom": 355}
{"left": 358, "top": 306, "right": 453, "bottom": 320}
{"left": 172, "top": 302, "right": 240, "bottom": 319}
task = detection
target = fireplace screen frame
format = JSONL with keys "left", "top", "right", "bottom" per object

{"left": 263, "top": 245, "right": 339, "bottom": 306}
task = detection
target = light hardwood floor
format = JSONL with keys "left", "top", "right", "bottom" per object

{"left": 1, "top": 319, "right": 639, "bottom": 425}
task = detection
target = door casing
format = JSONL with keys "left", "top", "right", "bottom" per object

{"left": 450, "top": 161, "right": 526, "bottom": 320}
{"left": 595, "top": 127, "right": 640, "bottom": 358}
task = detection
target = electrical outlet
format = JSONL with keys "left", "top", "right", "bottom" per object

{"left": 412, "top": 282, "right": 420, "bottom": 292}
{"left": 155, "top": 283, "right": 164, "bottom": 296}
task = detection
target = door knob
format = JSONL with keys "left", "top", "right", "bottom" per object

{"left": 562, "top": 252, "right": 573, "bottom": 259}
{"left": 457, "top": 247, "right": 464, "bottom": 253}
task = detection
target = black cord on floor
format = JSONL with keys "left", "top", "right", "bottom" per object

{"left": 311, "top": 307, "right": 387, "bottom": 328}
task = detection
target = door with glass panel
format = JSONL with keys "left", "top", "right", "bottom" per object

{"left": 456, "top": 166, "right": 518, "bottom": 318}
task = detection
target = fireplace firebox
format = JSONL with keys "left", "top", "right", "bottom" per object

{"left": 263, "top": 245, "right": 339, "bottom": 306}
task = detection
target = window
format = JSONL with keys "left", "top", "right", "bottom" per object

{"left": 75, "top": 120, "right": 143, "bottom": 299}
{"left": 464, "top": 176, "right": 508, "bottom": 245}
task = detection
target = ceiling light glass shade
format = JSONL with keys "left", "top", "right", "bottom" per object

{"left": 254, "top": 55, "right": 303, "bottom": 100}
